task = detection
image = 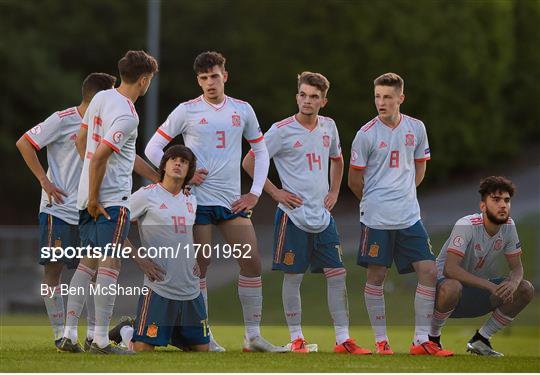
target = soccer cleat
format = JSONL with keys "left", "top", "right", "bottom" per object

{"left": 289, "top": 338, "right": 309, "bottom": 353}
{"left": 334, "top": 338, "right": 372, "bottom": 355}
{"left": 410, "top": 341, "right": 453, "bottom": 356}
{"left": 88, "top": 342, "right": 135, "bottom": 355}
{"left": 375, "top": 340, "right": 394, "bottom": 355}
{"left": 428, "top": 335, "right": 442, "bottom": 349}
{"left": 108, "top": 316, "right": 134, "bottom": 344}
{"left": 242, "top": 336, "right": 289, "bottom": 352}
{"left": 57, "top": 337, "right": 84, "bottom": 353}
{"left": 466, "top": 330, "right": 503, "bottom": 357}
{"left": 209, "top": 336, "right": 226, "bottom": 352}
{"left": 84, "top": 338, "right": 93, "bottom": 352}
{"left": 285, "top": 339, "right": 318, "bottom": 353}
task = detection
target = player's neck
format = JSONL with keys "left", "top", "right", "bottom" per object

{"left": 160, "top": 178, "right": 183, "bottom": 196}
{"left": 116, "top": 84, "right": 139, "bottom": 103}
{"left": 203, "top": 93, "right": 226, "bottom": 106}
{"left": 295, "top": 113, "right": 318, "bottom": 130}
{"left": 482, "top": 214, "right": 501, "bottom": 236}
{"left": 77, "top": 102, "right": 89, "bottom": 118}
{"left": 379, "top": 112, "right": 401, "bottom": 128}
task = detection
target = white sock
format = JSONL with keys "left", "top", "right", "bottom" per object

{"left": 414, "top": 283, "right": 436, "bottom": 345}
{"left": 324, "top": 268, "right": 350, "bottom": 344}
{"left": 120, "top": 325, "right": 134, "bottom": 348}
{"left": 479, "top": 308, "right": 513, "bottom": 339}
{"left": 93, "top": 267, "right": 119, "bottom": 348}
{"left": 238, "top": 275, "right": 262, "bottom": 340}
{"left": 63, "top": 263, "right": 95, "bottom": 341}
{"left": 430, "top": 309, "right": 453, "bottom": 337}
{"left": 364, "top": 283, "right": 387, "bottom": 342}
{"left": 85, "top": 283, "right": 96, "bottom": 341}
{"left": 43, "top": 285, "right": 64, "bottom": 341}
{"left": 282, "top": 273, "right": 304, "bottom": 341}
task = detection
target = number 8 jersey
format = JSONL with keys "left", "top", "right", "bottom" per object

{"left": 155, "top": 96, "right": 263, "bottom": 209}
{"left": 350, "top": 114, "right": 431, "bottom": 230}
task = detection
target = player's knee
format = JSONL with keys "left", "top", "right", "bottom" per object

{"left": 516, "top": 280, "right": 534, "bottom": 304}
{"left": 419, "top": 263, "right": 438, "bottom": 282}
{"left": 367, "top": 266, "right": 387, "bottom": 285}
{"left": 438, "top": 279, "right": 462, "bottom": 302}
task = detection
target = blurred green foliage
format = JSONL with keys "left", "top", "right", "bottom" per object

{"left": 1, "top": 0, "right": 539, "bottom": 222}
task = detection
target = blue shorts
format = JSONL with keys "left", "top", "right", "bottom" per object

{"left": 437, "top": 277, "right": 505, "bottom": 318}
{"left": 357, "top": 220, "right": 435, "bottom": 274}
{"left": 38, "top": 213, "right": 79, "bottom": 269}
{"left": 133, "top": 290, "right": 210, "bottom": 348}
{"left": 195, "top": 205, "right": 251, "bottom": 225}
{"left": 272, "top": 208, "right": 343, "bottom": 273}
{"left": 79, "top": 206, "right": 130, "bottom": 255}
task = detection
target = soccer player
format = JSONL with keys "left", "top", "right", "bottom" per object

{"left": 348, "top": 73, "right": 452, "bottom": 356}
{"left": 59, "top": 50, "right": 159, "bottom": 354}
{"left": 108, "top": 145, "right": 210, "bottom": 352}
{"left": 145, "top": 51, "right": 286, "bottom": 352}
{"left": 430, "top": 176, "right": 534, "bottom": 356}
{"left": 15, "top": 73, "right": 116, "bottom": 349}
{"left": 242, "top": 72, "right": 371, "bottom": 354}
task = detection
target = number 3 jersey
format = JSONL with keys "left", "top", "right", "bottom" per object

{"left": 264, "top": 115, "right": 342, "bottom": 233}
{"left": 350, "top": 114, "right": 431, "bottom": 230}
{"left": 130, "top": 183, "right": 199, "bottom": 301}
{"left": 155, "top": 95, "right": 263, "bottom": 209}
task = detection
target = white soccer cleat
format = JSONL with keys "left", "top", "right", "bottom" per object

{"left": 285, "top": 341, "right": 319, "bottom": 352}
{"left": 209, "top": 336, "right": 226, "bottom": 352}
{"left": 242, "top": 336, "right": 289, "bottom": 353}
{"left": 466, "top": 331, "right": 504, "bottom": 357}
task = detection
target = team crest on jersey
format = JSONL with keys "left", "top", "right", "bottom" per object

{"left": 146, "top": 323, "right": 158, "bottom": 338}
{"left": 323, "top": 135, "right": 330, "bottom": 148}
{"left": 368, "top": 244, "right": 379, "bottom": 258}
{"left": 283, "top": 251, "right": 295, "bottom": 265}
{"left": 405, "top": 133, "right": 415, "bottom": 146}
{"left": 112, "top": 131, "right": 124, "bottom": 144}
{"left": 30, "top": 125, "right": 42, "bottom": 135}
{"left": 232, "top": 114, "right": 241, "bottom": 127}
{"left": 494, "top": 239, "right": 503, "bottom": 251}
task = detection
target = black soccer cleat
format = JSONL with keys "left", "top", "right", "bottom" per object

{"left": 428, "top": 334, "right": 442, "bottom": 348}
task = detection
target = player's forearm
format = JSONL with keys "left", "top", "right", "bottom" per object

{"left": 415, "top": 161, "right": 427, "bottom": 187}
{"left": 16, "top": 136, "right": 48, "bottom": 184}
{"left": 88, "top": 155, "right": 108, "bottom": 204}
{"left": 508, "top": 262, "right": 524, "bottom": 285}
{"left": 444, "top": 264, "right": 494, "bottom": 291}
{"left": 347, "top": 170, "right": 364, "bottom": 201}
{"left": 329, "top": 158, "right": 344, "bottom": 194}
{"left": 134, "top": 155, "right": 159, "bottom": 183}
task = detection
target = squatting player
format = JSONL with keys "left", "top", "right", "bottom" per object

{"left": 348, "top": 73, "right": 452, "bottom": 356}
{"left": 60, "top": 50, "right": 158, "bottom": 354}
{"left": 145, "top": 51, "right": 285, "bottom": 352}
{"left": 430, "top": 176, "right": 534, "bottom": 356}
{"left": 243, "top": 72, "right": 371, "bottom": 354}
{"left": 16, "top": 73, "right": 116, "bottom": 349}
{"left": 109, "top": 145, "right": 210, "bottom": 352}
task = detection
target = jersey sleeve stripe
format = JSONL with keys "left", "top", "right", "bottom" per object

{"left": 329, "top": 154, "right": 343, "bottom": 161}
{"left": 102, "top": 139, "right": 120, "bottom": 153}
{"left": 504, "top": 250, "right": 522, "bottom": 258}
{"left": 415, "top": 157, "right": 431, "bottom": 162}
{"left": 157, "top": 128, "right": 173, "bottom": 141}
{"left": 447, "top": 248, "right": 464, "bottom": 257}
{"left": 350, "top": 165, "right": 366, "bottom": 170}
{"left": 23, "top": 133, "right": 41, "bottom": 151}
{"left": 247, "top": 135, "right": 264, "bottom": 143}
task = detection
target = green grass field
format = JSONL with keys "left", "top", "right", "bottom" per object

{"left": 1, "top": 214, "right": 538, "bottom": 372}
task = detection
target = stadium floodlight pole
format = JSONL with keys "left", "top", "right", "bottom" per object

{"left": 144, "top": 0, "right": 161, "bottom": 183}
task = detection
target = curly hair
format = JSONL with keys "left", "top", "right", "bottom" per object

{"left": 478, "top": 176, "right": 515, "bottom": 201}
{"left": 158, "top": 145, "right": 196, "bottom": 188}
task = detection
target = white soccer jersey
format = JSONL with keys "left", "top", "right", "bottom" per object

{"left": 350, "top": 114, "right": 431, "bottom": 229}
{"left": 263, "top": 115, "right": 342, "bottom": 233}
{"left": 130, "top": 183, "right": 199, "bottom": 301}
{"left": 436, "top": 214, "right": 522, "bottom": 279}
{"left": 77, "top": 89, "right": 139, "bottom": 210}
{"left": 24, "top": 107, "right": 83, "bottom": 225}
{"left": 155, "top": 95, "right": 263, "bottom": 209}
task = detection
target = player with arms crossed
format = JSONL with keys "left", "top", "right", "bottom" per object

{"left": 59, "top": 50, "right": 159, "bottom": 354}
{"left": 109, "top": 145, "right": 210, "bottom": 352}
{"left": 430, "top": 176, "right": 534, "bottom": 356}
{"left": 243, "top": 72, "right": 371, "bottom": 354}
{"left": 16, "top": 73, "right": 116, "bottom": 349}
{"left": 145, "top": 51, "right": 285, "bottom": 352}
{"left": 348, "top": 73, "right": 452, "bottom": 356}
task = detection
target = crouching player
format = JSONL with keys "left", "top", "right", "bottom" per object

{"left": 110, "top": 145, "right": 209, "bottom": 352}
{"left": 430, "top": 176, "right": 534, "bottom": 356}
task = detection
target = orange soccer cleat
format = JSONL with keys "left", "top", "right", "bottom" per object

{"left": 289, "top": 338, "right": 309, "bottom": 353}
{"left": 410, "top": 340, "right": 453, "bottom": 357}
{"left": 334, "top": 338, "right": 372, "bottom": 355}
{"left": 375, "top": 340, "right": 394, "bottom": 355}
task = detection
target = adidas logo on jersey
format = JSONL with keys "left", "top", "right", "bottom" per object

{"left": 159, "top": 203, "right": 168, "bottom": 209}
{"left": 293, "top": 140, "right": 303, "bottom": 148}
{"left": 199, "top": 118, "right": 208, "bottom": 125}
{"left": 379, "top": 141, "right": 387, "bottom": 149}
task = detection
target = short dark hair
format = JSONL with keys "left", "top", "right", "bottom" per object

{"left": 158, "top": 145, "right": 196, "bottom": 187}
{"left": 118, "top": 50, "right": 158, "bottom": 84}
{"left": 81, "top": 73, "right": 116, "bottom": 103}
{"left": 297, "top": 71, "right": 330, "bottom": 97}
{"left": 479, "top": 176, "right": 515, "bottom": 201}
{"left": 193, "top": 51, "right": 226, "bottom": 74}
{"left": 374, "top": 72, "right": 404, "bottom": 93}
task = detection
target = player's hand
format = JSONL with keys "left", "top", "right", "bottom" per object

{"left": 88, "top": 200, "right": 110, "bottom": 221}
{"left": 324, "top": 191, "right": 339, "bottom": 211}
{"left": 231, "top": 193, "right": 259, "bottom": 213}
{"left": 189, "top": 168, "right": 209, "bottom": 186}
{"left": 40, "top": 177, "right": 68, "bottom": 205}
{"left": 135, "top": 257, "right": 165, "bottom": 282}
{"left": 270, "top": 189, "right": 303, "bottom": 210}
{"left": 495, "top": 280, "right": 519, "bottom": 303}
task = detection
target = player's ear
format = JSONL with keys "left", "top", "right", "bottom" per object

{"left": 479, "top": 200, "right": 486, "bottom": 213}
{"left": 399, "top": 93, "right": 405, "bottom": 104}
{"left": 321, "top": 97, "right": 328, "bottom": 108}
{"left": 222, "top": 70, "right": 228, "bottom": 83}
